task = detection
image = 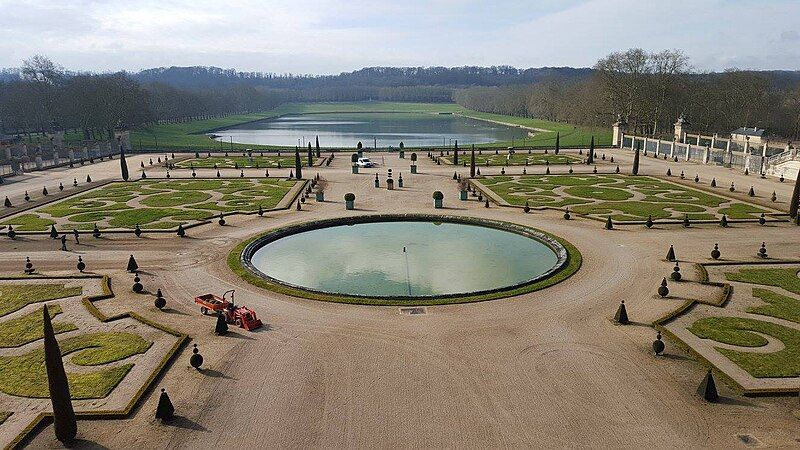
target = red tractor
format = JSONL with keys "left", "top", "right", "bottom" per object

{"left": 194, "top": 290, "right": 263, "bottom": 331}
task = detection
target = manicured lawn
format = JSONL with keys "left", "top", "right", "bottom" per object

{"left": 0, "top": 284, "right": 83, "bottom": 317}
{"left": 478, "top": 174, "right": 769, "bottom": 221}
{"left": 0, "top": 332, "right": 151, "bottom": 399}
{"left": 130, "top": 102, "right": 610, "bottom": 151}
{"left": 442, "top": 151, "right": 579, "bottom": 166}
{"left": 725, "top": 268, "right": 800, "bottom": 294}
{"left": 688, "top": 316, "right": 800, "bottom": 378}
{"left": 0, "top": 304, "right": 77, "bottom": 348}
{"left": 1, "top": 178, "right": 300, "bottom": 231}
{"left": 748, "top": 288, "right": 800, "bottom": 323}
{"left": 175, "top": 155, "right": 301, "bottom": 169}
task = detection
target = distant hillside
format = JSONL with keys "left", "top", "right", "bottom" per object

{"left": 129, "top": 66, "right": 595, "bottom": 89}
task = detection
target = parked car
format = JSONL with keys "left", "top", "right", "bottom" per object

{"left": 357, "top": 157, "right": 374, "bottom": 168}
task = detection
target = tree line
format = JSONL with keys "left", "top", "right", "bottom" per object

{"left": 454, "top": 49, "right": 800, "bottom": 140}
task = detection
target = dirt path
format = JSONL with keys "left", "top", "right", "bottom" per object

{"left": 5, "top": 148, "right": 800, "bottom": 448}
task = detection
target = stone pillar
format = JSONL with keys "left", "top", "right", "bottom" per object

{"left": 686, "top": 144, "right": 692, "bottom": 161}
{"left": 68, "top": 149, "right": 75, "bottom": 163}
{"left": 82, "top": 147, "right": 89, "bottom": 160}
{"left": 710, "top": 134, "right": 716, "bottom": 150}
{"left": 612, "top": 117, "right": 627, "bottom": 147}
{"left": 654, "top": 139, "right": 660, "bottom": 157}
{"left": 669, "top": 140, "right": 675, "bottom": 158}
{"left": 35, "top": 155, "right": 43, "bottom": 169}
{"left": 761, "top": 142, "right": 768, "bottom": 157}
{"left": 703, "top": 146, "right": 710, "bottom": 164}
{"left": 3, "top": 147, "right": 10, "bottom": 160}
{"left": 642, "top": 137, "right": 648, "bottom": 154}
{"left": 631, "top": 136, "right": 636, "bottom": 150}
{"left": 743, "top": 138, "right": 752, "bottom": 172}
{"left": 619, "top": 133, "right": 625, "bottom": 149}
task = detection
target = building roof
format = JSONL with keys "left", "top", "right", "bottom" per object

{"left": 731, "top": 127, "right": 765, "bottom": 137}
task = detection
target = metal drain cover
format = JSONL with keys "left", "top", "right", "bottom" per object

{"left": 736, "top": 434, "right": 763, "bottom": 447}
{"left": 399, "top": 307, "right": 427, "bottom": 315}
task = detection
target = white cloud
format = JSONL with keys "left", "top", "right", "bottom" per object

{"left": 0, "top": 0, "right": 797, "bottom": 73}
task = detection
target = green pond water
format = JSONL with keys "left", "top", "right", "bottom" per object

{"left": 211, "top": 112, "right": 529, "bottom": 147}
{"left": 249, "top": 221, "right": 559, "bottom": 297}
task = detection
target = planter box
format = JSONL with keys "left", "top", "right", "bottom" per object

{"left": 352, "top": 165, "right": 359, "bottom": 174}
{"left": 315, "top": 192, "right": 324, "bottom": 201}
{"left": 346, "top": 200, "right": 355, "bottom": 210}
{"left": 411, "top": 165, "right": 417, "bottom": 174}
{"left": 434, "top": 199, "right": 443, "bottom": 209}
{"left": 460, "top": 190, "right": 468, "bottom": 200}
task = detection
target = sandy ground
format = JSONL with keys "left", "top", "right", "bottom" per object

{"left": 1, "top": 147, "right": 799, "bottom": 449}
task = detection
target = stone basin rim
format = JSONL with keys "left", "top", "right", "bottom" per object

{"left": 240, "top": 213, "right": 571, "bottom": 301}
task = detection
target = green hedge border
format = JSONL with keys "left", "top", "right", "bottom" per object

{"left": 4, "top": 275, "right": 188, "bottom": 450}
{"left": 2, "top": 177, "right": 308, "bottom": 235}
{"left": 652, "top": 260, "right": 800, "bottom": 397}
{"left": 228, "top": 214, "right": 582, "bottom": 306}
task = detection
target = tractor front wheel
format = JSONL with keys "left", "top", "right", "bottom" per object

{"left": 200, "top": 307, "right": 208, "bottom": 315}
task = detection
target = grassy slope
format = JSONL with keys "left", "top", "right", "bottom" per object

{"left": 131, "top": 102, "right": 610, "bottom": 151}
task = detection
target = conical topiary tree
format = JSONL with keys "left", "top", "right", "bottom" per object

{"left": 127, "top": 254, "right": 138, "bottom": 272}
{"left": 120, "top": 148, "right": 129, "bottom": 181}
{"left": 49, "top": 225, "right": 58, "bottom": 239}
{"left": 697, "top": 369, "right": 718, "bottom": 402}
{"left": 554, "top": 132, "right": 560, "bottom": 155}
{"left": 307, "top": 142, "right": 313, "bottom": 167}
{"left": 666, "top": 245, "right": 676, "bottom": 261}
{"left": 632, "top": 143, "right": 640, "bottom": 175}
{"left": 790, "top": 169, "right": 800, "bottom": 219}
{"left": 315, "top": 136, "right": 321, "bottom": 158}
{"left": 4, "top": 196, "right": 11, "bottom": 207}
{"left": 294, "top": 146, "right": 302, "bottom": 179}
{"left": 177, "top": 224, "right": 186, "bottom": 237}
{"left": 155, "top": 388, "right": 175, "bottom": 421}
{"left": 215, "top": 312, "right": 228, "bottom": 334}
{"left": 43, "top": 304, "right": 77, "bottom": 444}
{"left": 614, "top": 300, "right": 629, "bottom": 324}
{"left": 453, "top": 140, "right": 459, "bottom": 165}
{"left": 604, "top": 215, "right": 613, "bottom": 230}
{"left": 469, "top": 145, "right": 476, "bottom": 178}
{"left": 586, "top": 136, "right": 594, "bottom": 165}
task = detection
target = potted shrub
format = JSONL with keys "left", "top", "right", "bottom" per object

{"left": 459, "top": 179, "right": 469, "bottom": 200}
{"left": 399, "top": 141, "right": 405, "bottom": 159}
{"left": 351, "top": 153, "right": 359, "bottom": 174}
{"left": 432, "top": 191, "right": 444, "bottom": 209}
{"left": 315, "top": 180, "right": 327, "bottom": 201}
{"left": 345, "top": 192, "right": 356, "bottom": 210}
{"left": 410, "top": 152, "right": 418, "bottom": 174}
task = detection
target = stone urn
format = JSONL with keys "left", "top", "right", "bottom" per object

{"left": 433, "top": 191, "right": 444, "bottom": 209}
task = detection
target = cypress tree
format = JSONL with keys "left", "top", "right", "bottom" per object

{"left": 294, "top": 146, "right": 302, "bottom": 179}
{"left": 790, "top": 170, "right": 800, "bottom": 218}
{"left": 587, "top": 136, "right": 594, "bottom": 164}
{"left": 453, "top": 140, "right": 459, "bottom": 165}
{"left": 554, "top": 132, "right": 560, "bottom": 155}
{"left": 120, "top": 148, "right": 129, "bottom": 181}
{"left": 307, "top": 142, "right": 313, "bottom": 167}
{"left": 315, "top": 136, "right": 321, "bottom": 158}
{"left": 632, "top": 143, "right": 640, "bottom": 175}
{"left": 470, "top": 145, "right": 476, "bottom": 178}
{"left": 43, "top": 305, "right": 77, "bottom": 444}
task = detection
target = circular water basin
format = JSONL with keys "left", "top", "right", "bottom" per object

{"left": 241, "top": 216, "right": 570, "bottom": 300}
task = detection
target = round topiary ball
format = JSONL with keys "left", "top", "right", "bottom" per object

{"left": 432, "top": 191, "right": 444, "bottom": 200}
{"left": 344, "top": 193, "right": 355, "bottom": 202}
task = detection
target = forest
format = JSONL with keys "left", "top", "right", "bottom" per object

{"left": 1, "top": 50, "right": 799, "bottom": 142}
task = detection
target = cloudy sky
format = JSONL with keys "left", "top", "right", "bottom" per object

{"left": 1, "top": 0, "right": 798, "bottom": 74}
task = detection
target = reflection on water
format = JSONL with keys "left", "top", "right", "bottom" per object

{"left": 250, "top": 222, "right": 558, "bottom": 297}
{"left": 211, "top": 112, "right": 529, "bottom": 147}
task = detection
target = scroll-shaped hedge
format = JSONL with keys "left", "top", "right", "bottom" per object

{"left": 688, "top": 316, "right": 800, "bottom": 378}
{"left": 0, "top": 332, "right": 152, "bottom": 398}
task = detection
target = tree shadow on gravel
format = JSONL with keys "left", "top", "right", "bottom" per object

{"left": 165, "top": 416, "right": 210, "bottom": 432}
